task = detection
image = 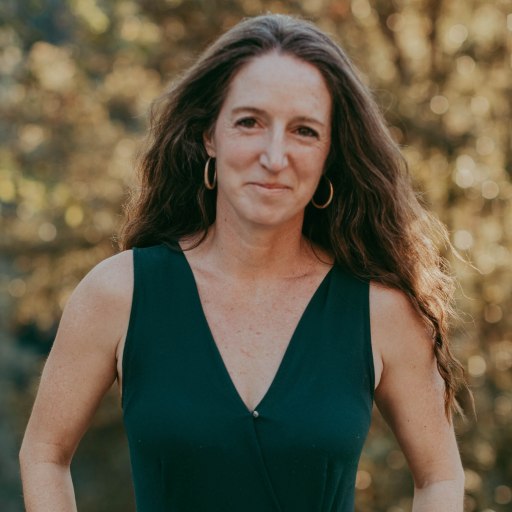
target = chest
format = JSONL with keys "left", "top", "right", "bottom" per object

{"left": 194, "top": 273, "right": 328, "bottom": 412}
{"left": 122, "top": 246, "right": 377, "bottom": 486}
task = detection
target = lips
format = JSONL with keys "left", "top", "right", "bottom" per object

{"left": 250, "top": 182, "right": 290, "bottom": 190}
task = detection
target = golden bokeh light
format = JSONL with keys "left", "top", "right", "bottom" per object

{"left": 1, "top": 1, "right": 510, "bottom": 510}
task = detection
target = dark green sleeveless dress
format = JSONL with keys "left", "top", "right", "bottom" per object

{"left": 122, "top": 244, "right": 374, "bottom": 511}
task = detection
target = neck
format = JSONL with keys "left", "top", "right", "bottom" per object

{"left": 182, "top": 213, "right": 322, "bottom": 280}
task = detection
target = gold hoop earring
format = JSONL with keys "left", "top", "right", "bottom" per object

{"left": 311, "top": 175, "right": 333, "bottom": 209}
{"left": 204, "top": 157, "right": 216, "bottom": 190}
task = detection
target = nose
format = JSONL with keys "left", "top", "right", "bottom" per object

{"left": 259, "top": 129, "right": 288, "bottom": 172}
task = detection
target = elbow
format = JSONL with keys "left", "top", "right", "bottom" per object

{"left": 19, "top": 437, "right": 32, "bottom": 468}
{"left": 19, "top": 440, "right": 36, "bottom": 475}
{"left": 414, "top": 466, "right": 465, "bottom": 491}
{"left": 454, "top": 466, "right": 465, "bottom": 491}
{"left": 19, "top": 441, "right": 35, "bottom": 479}
{"left": 444, "top": 467, "right": 465, "bottom": 492}
{"left": 19, "top": 437, "right": 73, "bottom": 470}
{"left": 414, "top": 457, "right": 465, "bottom": 490}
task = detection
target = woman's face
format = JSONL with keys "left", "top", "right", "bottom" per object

{"left": 204, "top": 51, "right": 332, "bottom": 230}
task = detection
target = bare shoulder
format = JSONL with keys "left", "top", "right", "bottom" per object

{"left": 77, "top": 249, "right": 133, "bottom": 300}
{"left": 59, "top": 249, "right": 134, "bottom": 356}
{"left": 369, "top": 281, "right": 438, "bottom": 395}
{"left": 369, "top": 281, "right": 434, "bottom": 363}
{"left": 370, "top": 281, "right": 424, "bottom": 326}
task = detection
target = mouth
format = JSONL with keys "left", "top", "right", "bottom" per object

{"left": 249, "top": 182, "right": 290, "bottom": 190}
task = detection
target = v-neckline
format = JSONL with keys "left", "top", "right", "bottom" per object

{"left": 178, "top": 248, "right": 334, "bottom": 415}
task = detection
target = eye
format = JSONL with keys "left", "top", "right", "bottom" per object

{"left": 296, "top": 126, "right": 319, "bottom": 138}
{"left": 235, "top": 117, "right": 257, "bottom": 128}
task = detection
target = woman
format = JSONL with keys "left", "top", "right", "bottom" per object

{"left": 20, "top": 14, "right": 467, "bottom": 511}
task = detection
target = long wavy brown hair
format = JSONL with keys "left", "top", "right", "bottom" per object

{"left": 119, "top": 14, "right": 468, "bottom": 418}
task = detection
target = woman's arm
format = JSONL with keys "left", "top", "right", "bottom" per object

{"left": 370, "top": 283, "right": 465, "bottom": 511}
{"left": 19, "top": 250, "right": 133, "bottom": 512}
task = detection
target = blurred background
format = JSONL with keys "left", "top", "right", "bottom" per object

{"left": 1, "top": 0, "right": 511, "bottom": 511}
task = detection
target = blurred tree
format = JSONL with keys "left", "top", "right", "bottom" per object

{"left": 1, "top": 0, "right": 511, "bottom": 511}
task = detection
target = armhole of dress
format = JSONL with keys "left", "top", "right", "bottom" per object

{"left": 121, "top": 247, "right": 139, "bottom": 411}
{"left": 363, "top": 279, "right": 375, "bottom": 402}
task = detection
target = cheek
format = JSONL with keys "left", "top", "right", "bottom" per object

{"left": 298, "top": 148, "right": 329, "bottom": 179}
{"left": 216, "top": 136, "right": 260, "bottom": 165}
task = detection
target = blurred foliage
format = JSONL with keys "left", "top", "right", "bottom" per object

{"left": 1, "top": 0, "right": 511, "bottom": 511}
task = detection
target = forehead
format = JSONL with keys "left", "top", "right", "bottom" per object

{"left": 221, "top": 52, "right": 332, "bottom": 118}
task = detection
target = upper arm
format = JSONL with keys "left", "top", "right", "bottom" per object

{"left": 20, "top": 250, "right": 134, "bottom": 465}
{"left": 370, "top": 282, "right": 463, "bottom": 488}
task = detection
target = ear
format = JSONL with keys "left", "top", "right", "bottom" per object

{"left": 203, "top": 128, "right": 216, "bottom": 158}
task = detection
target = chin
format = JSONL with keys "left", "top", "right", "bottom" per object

{"left": 218, "top": 192, "right": 305, "bottom": 229}
{"left": 240, "top": 206, "right": 302, "bottom": 229}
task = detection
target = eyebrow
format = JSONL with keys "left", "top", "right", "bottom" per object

{"left": 230, "top": 106, "right": 327, "bottom": 128}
